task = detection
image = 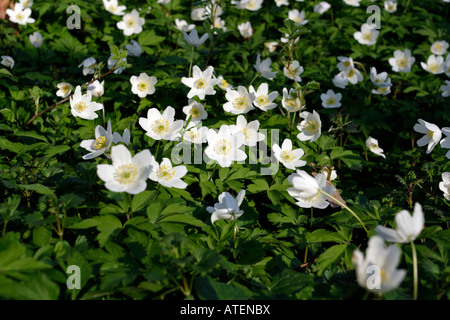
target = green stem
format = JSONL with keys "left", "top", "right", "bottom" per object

{"left": 304, "top": 207, "right": 314, "bottom": 264}
{"left": 2, "top": 221, "right": 7, "bottom": 237}
{"left": 127, "top": 193, "right": 133, "bottom": 221}
{"left": 410, "top": 240, "right": 418, "bottom": 300}
{"left": 318, "top": 189, "right": 369, "bottom": 234}
{"left": 249, "top": 73, "right": 259, "bottom": 86}
{"left": 188, "top": 46, "right": 195, "bottom": 78}
{"left": 155, "top": 140, "right": 161, "bottom": 160}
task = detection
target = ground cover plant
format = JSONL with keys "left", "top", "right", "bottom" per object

{"left": 0, "top": 0, "right": 449, "bottom": 301}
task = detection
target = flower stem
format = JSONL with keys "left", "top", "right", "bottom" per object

{"left": 188, "top": 46, "right": 195, "bottom": 78}
{"left": 318, "top": 189, "right": 369, "bottom": 234}
{"left": 249, "top": 73, "right": 259, "bottom": 86}
{"left": 127, "top": 193, "right": 133, "bottom": 221}
{"left": 410, "top": 240, "right": 418, "bottom": 300}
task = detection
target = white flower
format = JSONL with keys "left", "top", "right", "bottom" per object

{"left": 6, "top": 4, "right": 35, "bottom": 25}
{"left": 430, "top": 40, "right": 449, "bottom": 56}
{"left": 321, "top": 167, "right": 337, "bottom": 180}
{"left": 181, "top": 65, "right": 219, "bottom": 100}
{"left": 264, "top": 41, "right": 278, "bottom": 53}
{"left": 18, "top": 0, "right": 33, "bottom": 8}
{"left": 157, "top": 0, "right": 171, "bottom": 4}
{"left": 249, "top": 83, "right": 278, "bottom": 111}
{"left": 130, "top": 73, "right": 157, "bottom": 98}
{"left": 413, "top": 119, "right": 442, "bottom": 154}
{"left": 215, "top": 75, "right": 233, "bottom": 91}
{"left": 281, "top": 33, "right": 300, "bottom": 44}
{"left": 204, "top": 125, "right": 247, "bottom": 167}
{"left": 352, "top": 236, "right": 407, "bottom": 294}
{"left": 366, "top": 137, "right": 386, "bottom": 159}
{"left": 282, "top": 88, "right": 303, "bottom": 112}
{"left": 421, "top": 55, "right": 445, "bottom": 74}
{"left": 103, "top": 0, "right": 126, "bottom": 15}
{"left": 29, "top": 31, "right": 43, "bottom": 48}
{"left": 139, "top": 106, "right": 184, "bottom": 141}
{"left": 126, "top": 40, "right": 142, "bottom": 57}
{"left": 389, "top": 49, "right": 415, "bottom": 73}
{"left": 375, "top": 203, "right": 425, "bottom": 243}
{"left": 337, "top": 56, "right": 355, "bottom": 72}
{"left": 332, "top": 72, "right": 349, "bottom": 89}
{"left": 439, "top": 127, "right": 450, "bottom": 158}
{"left": 117, "top": 9, "right": 145, "bottom": 36}
{"left": 439, "top": 172, "right": 450, "bottom": 200}
{"left": 69, "top": 86, "right": 103, "bottom": 120}
{"left": 372, "top": 79, "right": 392, "bottom": 95}
{"left": 314, "top": 1, "right": 331, "bottom": 14}
{"left": 354, "top": 23, "right": 379, "bottom": 46}
{"left": 97, "top": 144, "right": 152, "bottom": 194}
{"left": 287, "top": 170, "right": 335, "bottom": 209}
{"left": 80, "top": 120, "right": 114, "bottom": 160}
{"left": 78, "top": 57, "right": 96, "bottom": 76}
{"left": 182, "top": 99, "right": 208, "bottom": 123}
{"left": 244, "top": 0, "right": 263, "bottom": 11}
{"left": 1, "top": 56, "right": 14, "bottom": 69}
{"left": 441, "top": 80, "right": 450, "bottom": 98}
{"left": 207, "top": 190, "right": 246, "bottom": 224}
{"left": 444, "top": 55, "right": 450, "bottom": 77}
{"left": 370, "top": 67, "right": 390, "bottom": 87}
{"left": 344, "top": 0, "right": 361, "bottom": 6}
{"left": 238, "top": 21, "right": 253, "bottom": 38}
{"left": 274, "top": 0, "right": 289, "bottom": 6}
{"left": 320, "top": 89, "right": 342, "bottom": 109}
{"left": 288, "top": 9, "right": 308, "bottom": 26}
{"left": 86, "top": 80, "right": 105, "bottom": 98}
{"left": 182, "top": 123, "right": 209, "bottom": 144}
{"left": 107, "top": 53, "right": 127, "bottom": 74}
{"left": 223, "top": 86, "right": 255, "bottom": 115}
{"left": 212, "top": 17, "right": 227, "bottom": 32}
{"left": 56, "top": 82, "right": 72, "bottom": 98}
{"left": 191, "top": 8, "right": 208, "bottom": 21}
{"left": 297, "top": 110, "right": 321, "bottom": 142}
{"left": 273, "top": 138, "right": 306, "bottom": 170}
{"left": 149, "top": 157, "right": 187, "bottom": 189}
{"left": 283, "top": 60, "right": 304, "bottom": 82}
{"left": 113, "top": 128, "right": 131, "bottom": 146}
{"left": 254, "top": 54, "right": 278, "bottom": 80}
{"left": 174, "top": 19, "right": 196, "bottom": 32}
{"left": 384, "top": 0, "right": 397, "bottom": 13}
{"left": 231, "top": 115, "right": 265, "bottom": 147}
{"left": 182, "top": 29, "right": 209, "bottom": 47}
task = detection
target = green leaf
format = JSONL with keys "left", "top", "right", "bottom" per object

{"left": 315, "top": 244, "right": 347, "bottom": 276}
{"left": 268, "top": 269, "right": 313, "bottom": 296}
{"left": 138, "top": 30, "right": 165, "bottom": 46}
{"left": 45, "top": 145, "right": 71, "bottom": 157}
{"left": 306, "top": 229, "right": 347, "bottom": 244}
{"left": 19, "top": 184, "right": 54, "bottom": 195}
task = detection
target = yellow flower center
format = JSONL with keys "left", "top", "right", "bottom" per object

{"left": 377, "top": 87, "right": 389, "bottom": 94}
{"left": 387, "top": 5, "right": 393, "bottom": 10}
{"left": 156, "top": 164, "right": 176, "bottom": 181}
{"left": 115, "top": 163, "right": 138, "bottom": 184}
{"left": 138, "top": 82, "right": 148, "bottom": 91}
{"left": 305, "top": 120, "right": 319, "bottom": 134}
{"left": 61, "top": 84, "right": 71, "bottom": 95}
{"left": 233, "top": 96, "right": 248, "bottom": 110}
{"left": 428, "top": 130, "right": 434, "bottom": 139}
{"left": 108, "top": 4, "right": 118, "bottom": 12}
{"left": 347, "top": 68, "right": 355, "bottom": 78}
{"left": 241, "top": 128, "right": 250, "bottom": 140}
{"left": 190, "top": 107, "right": 201, "bottom": 117}
{"left": 285, "top": 99, "right": 300, "bottom": 112}
{"left": 214, "top": 139, "right": 232, "bottom": 155}
{"left": 256, "top": 95, "right": 269, "bottom": 105}
{"left": 187, "top": 129, "right": 200, "bottom": 141}
{"left": 16, "top": 13, "right": 25, "bottom": 22}
{"left": 195, "top": 78, "right": 207, "bottom": 89}
{"left": 435, "top": 43, "right": 441, "bottom": 52}
{"left": 397, "top": 57, "right": 407, "bottom": 68}
{"left": 280, "top": 150, "right": 295, "bottom": 163}
{"left": 94, "top": 136, "right": 108, "bottom": 150}
{"left": 326, "top": 97, "right": 336, "bottom": 105}
{"left": 221, "top": 79, "right": 229, "bottom": 89}
{"left": 428, "top": 63, "right": 440, "bottom": 73}
{"left": 370, "top": 143, "right": 379, "bottom": 150}
{"left": 126, "top": 18, "right": 136, "bottom": 28}
{"left": 74, "top": 102, "right": 88, "bottom": 113}
{"left": 344, "top": 61, "right": 351, "bottom": 68}
{"left": 152, "top": 119, "right": 170, "bottom": 135}
{"left": 362, "top": 32, "right": 373, "bottom": 42}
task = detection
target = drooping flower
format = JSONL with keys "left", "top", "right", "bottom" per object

{"left": 430, "top": 40, "right": 449, "bottom": 56}
{"left": 421, "top": 55, "right": 445, "bottom": 74}
{"left": 320, "top": 89, "right": 342, "bottom": 109}
{"left": 103, "top": 0, "right": 126, "bottom": 15}
{"left": 204, "top": 125, "right": 247, "bottom": 167}
{"left": 281, "top": 88, "right": 303, "bottom": 112}
{"left": 287, "top": 170, "right": 335, "bottom": 209}
{"left": 249, "top": 83, "right": 278, "bottom": 111}
{"left": 130, "top": 73, "right": 157, "bottom": 98}
{"left": 1, "top": 56, "right": 14, "bottom": 69}
{"left": 439, "top": 172, "right": 450, "bottom": 200}
{"left": 231, "top": 115, "right": 265, "bottom": 147}
{"left": 388, "top": 49, "right": 415, "bottom": 73}
{"left": 97, "top": 144, "right": 153, "bottom": 194}
{"left": 149, "top": 157, "right": 188, "bottom": 189}
{"left": 288, "top": 9, "right": 308, "bottom": 26}
{"left": 117, "top": 9, "right": 145, "bottom": 36}
{"left": 254, "top": 54, "right": 278, "bottom": 80}
{"left": 182, "top": 29, "right": 209, "bottom": 47}
{"left": 29, "top": 31, "right": 43, "bottom": 48}
{"left": 413, "top": 119, "right": 442, "bottom": 154}
{"left": 272, "top": 138, "right": 306, "bottom": 170}
{"left": 297, "top": 110, "right": 321, "bottom": 142}
{"left": 207, "top": 190, "right": 246, "bottom": 224}
{"left": 283, "top": 60, "right": 304, "bottom": 82}
{"left": 354, "top": 23, "right": 379, "bottom": 46}
{"left": 6, "top": 4, "right": 35, "bottom": 25}
{"left": 69, "top": 86, "right": 103, "bottom": 120}
{"left": 87, "top": 80, "right": 105, "bottom": 98}
{"left": 126, "top": 40, "right": 142, "bottom": 57}
{"left": 80, "top": 120, "right": 114, "bottom": 160}
{"left": 352, "top": 236, "right": 407, "bottom": 294}
{"left": 56, "top": 82, "right": 73, "bottom": 98}
{"left": 314, "top": 1, "right": 331, "bottom": 14}
{"left": 181, "top": 65, "right": 219, "bottom": 100}
{"left": 238, "top": 21, "right": 253, "bottom": 38}
{"left": 365, "top": 137, "right": 386, "bottom": 159}
{"left": 182, "top": 99, "right": 208, "bottom": 124}
{"left": 375, "top": 203, "right": 425, "bottom": 243}
{"left": 223, "top": 86, "right": 255, "bottom": 115}
{"left": 139, "top": 106, "right": 184, "bottom": 141}
{"left": 78, "top": 57, "right": 96, "bottom": 76}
